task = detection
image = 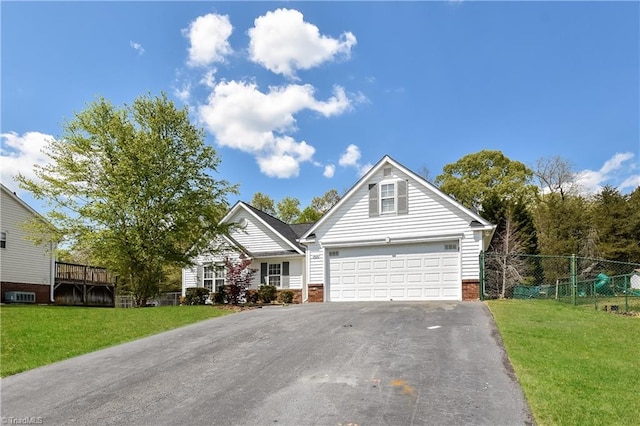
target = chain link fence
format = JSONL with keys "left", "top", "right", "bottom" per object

{"left": 115, "top": 292, "right": 182, "bottom": 308}
{"left": 480, "top": 253, "right": 640, "bottom": 312}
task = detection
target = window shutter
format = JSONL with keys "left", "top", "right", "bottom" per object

{"left": 282, "top": 261, "right": 290, "bottom": 276}
{"left": 397, "top": 180, "right": 408, "bottom": 215}
{"left": 260, "top": 263, "right": 267, "bottom": 284}
{"left": 369, "top": 183, "right": 378, "bottom": 217}
{"left": 197, "top": 265, "right": 204, "bottom": 287}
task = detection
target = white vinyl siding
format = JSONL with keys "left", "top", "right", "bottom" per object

{"left": 316, "top": 168, "right": 473, "bottom": 243}
{"left": 307, "top": 166, "right": 487, "bottom": 291}
{"left": 306, "top": 242, "right": 325, "bottom": 284}
{"left": 0, "top": 187, "right": 54, "bottom": 286}
{"left": 182, "top": 255, "right": 305, "bottom": 295}
{"left": 228, "top": 210, "right": 295, "bottom": 254}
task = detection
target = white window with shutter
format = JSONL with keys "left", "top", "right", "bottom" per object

{"left": 369, "top": 179, "right": 408, "bottom": 216}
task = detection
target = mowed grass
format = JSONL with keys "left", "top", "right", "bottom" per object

{"left": 1, "top": 305, "right": 232, "bottom": 377}
{"left": 487, "top": 299, "right": 639, "bottom": 426}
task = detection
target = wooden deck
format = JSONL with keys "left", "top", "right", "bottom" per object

{"left": 54, "top": 262, "right": 117, "bottom": 307}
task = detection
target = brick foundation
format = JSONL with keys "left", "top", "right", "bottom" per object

{"left": 462, "top": 280, "right": 480, "bottom": 301}
{"left": 307, "top": 284, "right": 324, "bottom": 303}
{"left": 1, "top": 282, "right": 51, "bottom": 304}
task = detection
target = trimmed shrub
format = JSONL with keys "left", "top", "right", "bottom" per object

{"left": 213, "top": 286, "right": 226, "bottom": 304}
{"left": 185, "top": 287, "right": 210, "bottom": 305}
{"left": 257, "top": 285, "right": 277, "bottom": 303}
{"left": 245, "top": 290, "right": 259, "bottom": 304}
{"left": 279, "top": 290, "right": 294, "bottom": 304}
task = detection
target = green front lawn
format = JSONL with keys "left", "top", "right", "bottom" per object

{"left": 487, "top": 299, "right": 639, "bottom": 426}
{"left": 0, "top": 305, "right": 231, "bottom": 377}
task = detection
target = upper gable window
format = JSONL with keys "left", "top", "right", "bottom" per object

{"left": 369, "top": 180, "right": 408, "bottom": 217}
{"left": 0, "top": 231, "right": 6, "bottom": 249}
{"left": 380, "top": 183, "right": 396, "bottom": 214}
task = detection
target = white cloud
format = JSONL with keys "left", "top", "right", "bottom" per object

{"left": 173, "top": 81, "right": 191, "bottom": 103}
{"left": 257, "top": 154, "right": 301, "bottom": 178}
{"left": 198, "top": 80, "right": 351, "bottom": 178}
{"left": 575, "top": 152, "right": 637, "bottom": 194}
{"left": 0, "top": 131, "right": 53, "bottom": 193}
{"left": 600, "top": 152, "right": 634, "bottom": 174}
{"left": 619, "top": 174, "right": 640, "bottom": 191}
{"left": 339, "top": 144, "right": 361, "bottom": 167}
{"left": 129, "top": 41, "right": 145, "bottom": 55}
{"left": 337, "top": 144, "right": 372, "bottom": 177}
{"left": 248, "top": 8, "right": 356, "bottom": 78}
{"left": 183, "top": 13, "right": 233, "bottom": 67}
{"left": 358, "top": 162, "right": 374, "bottom": 176}
{"left": 200, "top": 70, "right": 216, "bottom": 88}
{"left": 323, "top": 164, "right": 335, "bottom": 178}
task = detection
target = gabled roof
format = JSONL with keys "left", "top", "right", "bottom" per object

{"left": 221, "top": 201, "right": 306, "bottom": 255}
{"left": 300, "top": 155, "right": 495, "bottom": 240}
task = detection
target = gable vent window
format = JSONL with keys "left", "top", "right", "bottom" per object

{"left": 328, "top": 250, "right": 340, "bottom": 257}
{"left": 380, "top": 183, "right": 396, "bottom": 214}
{"left": 445, "top": 243, "right": 459, "bottom": 251}
{"left": 369, "top": 180, "right": 408, "bottom": 217}
{"left": 383, "top": 167, "right": 392, "bottom": 177}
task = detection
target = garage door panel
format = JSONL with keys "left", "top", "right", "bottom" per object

{"left": 442, "top": 287, "right": 460, "bottom": 297}
{"left": 341, "top": 261, "right": 356, "bottom": 271}
{"left": 407, "top": 288, "right": 423, "bottom": 298}
{"left": 443, "top": 272, "right": 459, "bottom": 282}
{"left": 407, "top": 273, "right": 422, "bottom": 283}
{"left": 329, "top": 242, "right": 461, "bottom": 301}
{"left": 424, "top": 258, "right": 440, "bottom": 268}
{"left": 374, "top": 260, "right": 387, "bottom": 269}
{"left": 442, "top": 257, "right": 459, "bottom": 267}
{"left": 374, "top": 275, "right": 388, "bottom": 284}
{"left": 424, "top": 288, "right": 441, "bottom": 298}
{"left": 406, "top": 259, "right": 421, "bottom": 268}
{"left": 390, "top": 274, "right": 405, "bottom": 283}
{"left": 374, "top": 289, "right": 388, "bottom": 298}
{"left": 389, "top": 288, "right": 405, "bottom": 298}
{"left": 358, "top": 275, "right": 372, "bottom": 284}
{"left": 390, "top": 259, "right": 405, "bottom": 269}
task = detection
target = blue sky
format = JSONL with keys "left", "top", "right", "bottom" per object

{"left": 2, "top": 1, "right": 639, "bottom": 214}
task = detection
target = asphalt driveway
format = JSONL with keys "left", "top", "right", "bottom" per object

{"left": 1, "top": 302, "right": 533, "bottom": 425}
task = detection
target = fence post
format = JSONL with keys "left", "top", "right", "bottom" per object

{"left": 479, "top": 251, "right": 485, "bottom": 301}
{"left": 571, "top": 254, "right": 577, "bottom": 306}
{"left": 625, "top": 275, "right": 629, "bottom": 313}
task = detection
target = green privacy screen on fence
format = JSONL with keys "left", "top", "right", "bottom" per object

{"left": 480, "top": 252, "right": 640, "bottom": 312}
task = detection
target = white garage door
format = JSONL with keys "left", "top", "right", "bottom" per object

{"left": 328, "top": 242, "right": 460, "bottom": 301}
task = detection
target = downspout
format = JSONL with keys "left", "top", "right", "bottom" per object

{"left": 302, "top": 254, "right": 308, "bottom": 303}
{"left": 50, "top": 241, "right": 56, "bottom": 303}
{"left": 323, "top": 246, "right": 329, "bottom": 303}
{"left": 297, "top": 239, "right": 309, "bottom": 303}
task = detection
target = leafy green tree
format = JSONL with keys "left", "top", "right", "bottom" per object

{"left": 276, "top": 196, "right": 301, "bottom": 223}
{"left": 251, "top": 192, "right": 276, "bottom": 216}
{"left": 297, "top": 206, "right": 322, "bottom": 223}
{"left": 310, "top": 189, "right": 340, "bottom": 214}
{"left": 18, "top": 93, "right": 237, "bottom": 306}
{"left": 435, "top": 150, "right": 537, "bottom": 212}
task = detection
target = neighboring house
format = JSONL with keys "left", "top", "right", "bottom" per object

{"left": 183, "top": 155, "right": 496, "bottom": 302}
{"left": 1, "top": 184, "right": 57, "bottom": 304}
{"left": 182, "top": 202, "right": 314, "bottom": 303}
